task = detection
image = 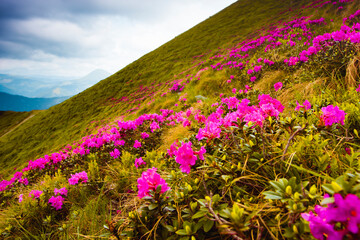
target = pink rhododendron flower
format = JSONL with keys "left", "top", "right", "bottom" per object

{"left": 68, "top": 171, "right": 88, "bottom": 185}
{"left": 19, "top": 178, "right": 28, "bottom": 186}
{"left": 48, "top": 195, "right": 64, "bottom": 210}
{"left": 19, "top": 194, "right": 23, "bottom": 203}
{"left": 250, "top": 76, "right": 257, "bottom": 82}
{"left": 320, "top": 105, "right": 346, "bottom": 126}
{"left": 135, "top": 157, "right": 146, "bottom": 169}
{"left": 244, "top": 110, "right": 265, "bottom": 127}
{"left": 260, "top": 103, "right": 280, "bottom": 118}
{"left": 253, "top": 65, "right": 262, "bottom": 72}
{"left": 174, "top": 142, "right": 198, "bottom": 174}
{"left": 258, "top": 94, "right": 285, "bottom": 113}
{"left": 54, "top": 187, "right": 68, "bottom": 196}
{"left": 303, "top": 100, "right": 311, "bottom": 110}
{"left": 150, "top": 121, "right": 160, "bottom": 132}
{"left": 114, "top": 139, "right": 125, "bottom": 146}
{"left": 137, "top": 167, "right": 170, "bottom": 199}
{"left": 196, "top": 121, "right": 221, "bottom": 140}
{"left": 195, "top": 146, "right": 206, "bottom": 160}
{"left": 133, "top": 140, "right": 142, "bottom": 148}
{"left": 295, "top": 100, "right": 311, "bottom": 111}
{"left": 302, "top": 193, "right": 360, "bottom": 239}
{"left": 356, "top": 84, "right": 360, "bottom": 92}
{"left": 247, "top": 69, "right": 254, "bottom": 75}
{"left": 222, "top": 97, "right": 239, "bottom": 110}
{"left": 167, "top": 141, "right": 179, "bottom": 158}
{"left": 110, "top": 148, "right": 121, "bottom": 159}
{"left": 141, "top": 132, "right": 150, "bottom": 139}
{"left": 274, "top": 82, "right": 283, "bottom": 91}
{"left": 29, "top": 190, "right": 43, "bottom": 199}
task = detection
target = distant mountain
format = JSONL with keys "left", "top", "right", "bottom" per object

{"left": 38, "top": 69, "right": 111, "bottom": 98}
{"left": 0, "top": 91, "right": 69, "bottom": 111}
{"left": 0, "top": 69, "right": 111, "bottom": 98}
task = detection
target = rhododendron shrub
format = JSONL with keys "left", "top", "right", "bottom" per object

{"left": 170, "top": 141, "right": 206, "bottom": 174}
{"left": 134, "top": 157, "right": 146, "bottom": 169}
{"left": 320, "top": 105, "right": 346, "bottom": 126}
{"left": 295, "top": 99, "right": 311, "bottom": 111}
{"left": 68, "top": 171, "right": 88, "bottom": 185}
{"left": 29, "top": 190, "right": 43, "bottom": 200}
{"left": 302, "top": 193, "right": 360, "bottom": 239}
{"left": 133, "top": 140, "right": 142, "bottom": 148}
{"left": 54, "top": 187, "right": 68, "bottom": 196}
{"left": 274, "top": 82, "right": 283, "bottom": 91}
{"left": 48, "top": 195, "right": 64, "bottom": 210}
{"left": 137, "top": 168, "right": 170, "bottom": 199}
{"left": 109, "top": 148, "right": 121, "bottom": 159}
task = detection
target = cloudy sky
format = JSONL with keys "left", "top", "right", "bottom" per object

{"left": 0, "top": 0, "right": 236, "bottom": 80}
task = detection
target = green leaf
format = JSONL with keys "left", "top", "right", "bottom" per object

{"left": 203, "top": 220, "right": 214, "bottom": 232}
{"left": 176, "top": 229, "right": 189, "bottom": 236}
{"left": 156, "top": 184, "right": 163, "bottom": 193}
{"left": 148, "top": 203, "right": 158, "bottom": 210}
{"left": 263, "top": 191, "right": 283, "bottom": 200}
{"left": 322, "top": 184, "right": 335, "bottom": 195}
{"left": 163, "top": 225, "right": 175, "bottom": 232}
{"left": 321, "top": 197, "right": 334, "bottom": 205}
{"left": 99, "top": 233, "right": 111, "bottom": 237}
{"left": 192, "top": 211, "right": 207, "bottom": 219}
{"left": 221, "top": 175, "right": 231, "bottom": 182}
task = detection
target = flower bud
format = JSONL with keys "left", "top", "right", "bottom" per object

{"left": 293, "top": 225, "right": 299, "bottom": 234}
{"left": 286, "top": 185, "right": 292, "bottom": 195}
{"left": 293, "top": 203, "right": 297, "bottom": 211}
{"left": 294, "top": 192, "right": 300, "bottom": 201}
{"left": 309, "top": 185, "right": 317, "bottom": 195}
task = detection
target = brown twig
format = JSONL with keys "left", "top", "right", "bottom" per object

{"left": 281, "top": 124, "right": 308, "bottom": 161}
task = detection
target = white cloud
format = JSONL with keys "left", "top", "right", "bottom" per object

{"left": 0, "top": 78, "right": 13, "bottom": 83}
{"left": 0, "top": 0, "right": 237, "bottom": 79}
{"left": 52, "top": 87, "right": 62, "bottom": 95}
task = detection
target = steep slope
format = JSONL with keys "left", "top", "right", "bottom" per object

{"left": 0, "top": 111, "right": 34, "bottom": 137}
{"left": 1, "top": 0, "right": 360, "bottom": 239}
{"left": 0, "top": 0, "right": 300, "bottom": 174}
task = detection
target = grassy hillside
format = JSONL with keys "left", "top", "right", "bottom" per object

{"left": 0, "top": 0, "right": 302, "bottom": 175}
{"left": 0, "top": 111, "right": 34, "bottom": 137}
{"left": 1, "top": 0, "right": 360, "bottom": 239}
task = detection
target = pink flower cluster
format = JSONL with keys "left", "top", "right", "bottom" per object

{"left": 29, "top": 190, "right": 43, "bottom": 199}
{"left": 54, "top": 187, "right": 68, "bottom": 196}
{"left": 68, "top": 171, "right": 88, "bottom": 185}
{"left": 170, "top": 141, "right": 206, "bottom": 174}
{"left": 274, "top": 82, "right": 283, "bottom": 91}
{"left": 137, "top": 167, "right": 170, "bottom": 198}
{"left": 320, "top": 105, "right": 346, "bottom": 126}
{"left": 110, "top": 148, "right": 121, "bottom": 159}
{"left": 295, "top": 99, "right": 311, "bottom": 111}
{"left": 133, "top": 140, "right": 142, "bottom": 148}
{"left": 134, "top": 157, "right": 146, "bottom": 169}
{"left": 48, "top": 196, "right": 64, "bottom": 210}
{"left": 302, "top": 193, "right": 360, "bottom": 240}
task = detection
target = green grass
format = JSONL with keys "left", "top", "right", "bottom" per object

{"left": 0, "top": 111, "right": 34, "bottom": 137}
